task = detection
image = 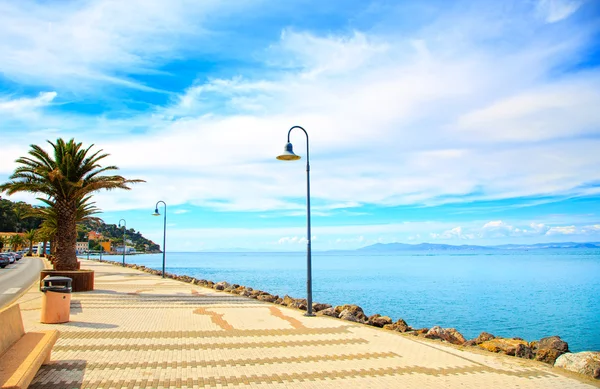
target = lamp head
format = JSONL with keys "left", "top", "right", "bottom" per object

{"left": 276, "top": 142, "right": 301, "bottom": 161}
{"left": 152, "top": 208, "right": 160, "bottom": 216}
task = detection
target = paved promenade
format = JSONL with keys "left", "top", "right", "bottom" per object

{"left": 13, "top": 259, "right": 598, "bottom": 388}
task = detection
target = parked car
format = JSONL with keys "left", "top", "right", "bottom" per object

{"left": 5, "top": 252, "right": 16, "bottom": 264}
{"left": 0, "top": 253, "right": 10, "bottom": 268}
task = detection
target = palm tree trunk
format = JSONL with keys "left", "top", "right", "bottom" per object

{"left": 54, "top": 199, "right": 79, "bottom": 270}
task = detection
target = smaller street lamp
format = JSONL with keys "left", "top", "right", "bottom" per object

{"left": 118, "top": 219, "right": 126, "bottom": 267}
{"left": 152, "top": 201, "right": 167, "bottom": 278}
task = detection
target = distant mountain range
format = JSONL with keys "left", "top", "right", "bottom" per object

{"left": 358, "top": 242, "right": 600, "bottom": 252}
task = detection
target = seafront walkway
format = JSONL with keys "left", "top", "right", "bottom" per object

{"left": 13, "top": 259, "right": 598, "bottom": 389}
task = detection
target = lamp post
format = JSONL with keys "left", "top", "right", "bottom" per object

{"left": 118, "top": 219, "right": 126, "bottom": 267}
{"left": 276, "top": 125, "right": 314, "bottom": 316}
{"left": 152, "top": 201, "right": 167, "bottom": 278}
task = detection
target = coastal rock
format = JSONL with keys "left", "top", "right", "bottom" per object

{"left": 535, "top": 336, "right": 569, "bottom": 364}
{"left": 538, "top": 336, "right": 569, "bottom": 353}
{"left": 282, "top": 295, "right": 295, "bottom": 306}
{"left": 339, "top": 310, "right": 361, "bottom": 322}
{"left": 241, "top": 289, "right": 253, "bottom": 297}
{"left": 479, "top": 338, "right": 528, "bottom": 356}
{"left": 515, "top": 344, "right": 534, "bottom": 359}
{"left": 536, "top": 348, "right": 565, "bottom": 365}
{"left": 275, "top": 297, "right": 283, "bottom": 305}
{"left": 312, "top": 303, "right": 332, "bottom": 312}
{"left": 555, "top": 352, "right": 600, "bottom": 379}
{"left": 426, "top": 326, "right": 467, "bottom": 345}
{"left": 316, "top": 307, "right": 338, "bottom": 317}
{"left": 464, "top": 332, "right": 496, "bottom": 347}
{"left": 414, "top": 328, "right": 429, "bottom": 336}
{"left": 383, "top": 318, "right": 411, "bottom": 333}
{"left": 214, "top": 281, "right": 230, "bottom": 291}
{"left": 367, "top": 314, "right": 393, "bottom": 328}
{"left": 334, "top": 305, "right": 368, "bottom": 322}
{"left": 257, "top": 294, "right": 278, "bottom": 303}
{"left": 289, "top": 298, "right": 308, "bottom": 311}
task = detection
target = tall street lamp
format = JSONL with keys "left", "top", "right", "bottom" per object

{"left": 118, "top": 219, "right": 126, "bottom": 267}
{"left": 152, "top": 201, "right": 167, "bottom": 278}
{"left": 276, "top": 125, "right": 315, "bottom": 316}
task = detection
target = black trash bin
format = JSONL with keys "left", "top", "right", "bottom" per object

{"left": 40, "top": 276, "right": 72, "bottom": 324}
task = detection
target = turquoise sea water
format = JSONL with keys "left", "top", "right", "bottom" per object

{"left": 97, "top": 249, "right": 600, "bottom": 352}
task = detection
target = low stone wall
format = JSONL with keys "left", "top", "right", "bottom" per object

{"left": 87, "top": 257, "right": 598, "bottom": 380}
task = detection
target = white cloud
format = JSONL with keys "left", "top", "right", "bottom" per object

{"left": 430, "top": 226, "right": 474, "bottom": 240}
{"left": 0, "top": 1, "right": 598, "bottom": 221}
{"left": 0, "top": 0, "right": 252, "bottom": 91}
{"left": 0, "top": 92, "right": 57, "bottom": 113}
{"left": 536, "top": 0, "right": 582, "bottom": 23}
{"left": 545, "top": 225, "right": 577, "bottom": 235}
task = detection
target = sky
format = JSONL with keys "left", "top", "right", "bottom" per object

{"left": 0, "top": 0, "right": 599, "bottom": 251}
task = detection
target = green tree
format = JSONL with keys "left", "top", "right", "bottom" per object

{"left": 24, "top": 229, "right": 37, "bottom": 256}
{"left": 0, "top": 139, "right": 143, "bottom": 270}
{"left": 9, "top": 234, "right": 25, "bottom": 251}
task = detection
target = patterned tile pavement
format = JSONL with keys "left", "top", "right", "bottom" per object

{"left": 11, "top": 259, "right": 599, "bottom": 389}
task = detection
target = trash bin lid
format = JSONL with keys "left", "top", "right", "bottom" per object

{"left": 41, "top": 285, "right": 73, "bottom": 293}
{"left": 43, "top": 276, "right": 72, "bottom": 283}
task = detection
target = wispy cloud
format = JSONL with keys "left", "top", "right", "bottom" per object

{"left": 536, "top": 0, "right": 583, "bottom": 23}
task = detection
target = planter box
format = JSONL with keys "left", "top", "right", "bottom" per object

{"left": 40, "top": 269, "right": 94, "bottom": 292}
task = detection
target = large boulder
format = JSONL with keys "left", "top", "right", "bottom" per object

{"left": 334, "top": 305, "right": 368, "bottom": 322}
{"left": 535, "top": 336, "right": 569, "bottom": 364}
{"left": 257, "top": 294, "right": 278, "bottom": 303}
{"left": 282, "top": 295, "right": 295, "bottom": 306}
{"left": 312, "top": 303, "right": 332, "bottom": 312}
{"left": 339, "top": 309, "right": 361, "bottom": 323}
{"left": 479, "top": 338, "right": 529, "bottom": 356}
{"left": 289, "top": 298, "right": 308, "bottom": 311}
{"left": 555, "top": 352, "right": 600, "bottom": 380}
{"left": 214, "top": 281, "right": 230, "bottom": 290}
{"left": 464, "top": 332, "right": 495, "bottom": 347}
{"left": 515, "top": 343, "right": 534, "bottom": 359}
{"left": 316, "top": 307, "right": 338, "bottom": 317}
{"left": 383, "top": 319, "right": 411, "bottom": 333}
{"left": 426, "top": 326, "right": 467, "bottom": 345}
{"left": 367, "top": 314, "right": 393, "bottom": 328}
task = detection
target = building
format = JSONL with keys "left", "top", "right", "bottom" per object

{"left": 76, "top": 241, "right": 89, "bottom": 254}
{"left": 88, "top": 231, "right": 103, "bottom": 241}
{"left": 100, "top": 241, "right": 112, "bottom": 253}
{"left": 115, "top": 246, "right": 137, "bottom": 254}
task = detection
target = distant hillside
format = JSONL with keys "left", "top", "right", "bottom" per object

{"left": 0, "top": 198, "right": 159, "bottom": 253}
{"left": 358, "top": 242, "right": 600, "bottom": 252}
{"left": 80, "top": 219, "right": 161, "bottom": 253}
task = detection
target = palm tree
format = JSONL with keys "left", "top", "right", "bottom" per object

{"left": 0, "top": 138, "right": 143, "bottom": 270}
{"left": 9, "top": 234, "right": 25, "bottom": 251}
{"left": 24, "top": 229, "right": 37, "bottom": 256}
{"left": 32, "top": 197, "right": 102, "bottom": 258}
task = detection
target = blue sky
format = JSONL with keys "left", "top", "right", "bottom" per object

{"left": 1, "top": 0, "right": 599, "bottom": 251}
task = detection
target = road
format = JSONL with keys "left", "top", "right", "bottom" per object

{"left": 0, "top": 256, "right": 44, "bottom": 308}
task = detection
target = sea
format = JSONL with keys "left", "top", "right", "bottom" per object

{"left": 91, "top": 248, "right": 600, "bottom": 352}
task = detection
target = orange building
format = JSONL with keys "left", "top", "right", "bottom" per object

{"left": 100, "top": 241, "right": 112, "bottom": 253}
{"left": 88, "top": 231, "right": 103, "bottom": 240}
